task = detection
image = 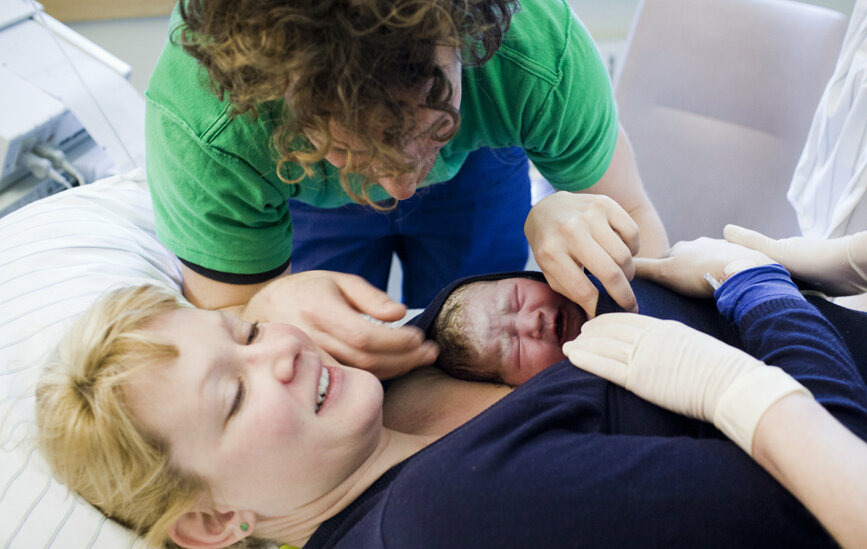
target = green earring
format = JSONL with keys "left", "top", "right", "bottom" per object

{"left": 240, "top": 522, "right": 249, "bottom": 532}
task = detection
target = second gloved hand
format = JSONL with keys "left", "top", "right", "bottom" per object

{"left": 563, "top": 313, "right": 810, "bottom": 454}
{"left": 724, "top": 225, "right": 867, "bottom": 296}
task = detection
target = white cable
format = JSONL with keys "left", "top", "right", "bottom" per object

{"left": 32, "top": 142, "right": 85, "bottom": 186}
{"left": 18, "top": 152, "right": 73, "bottom": 189}
{"left": 27, "top": 0, "right": 138, "bottom": 170}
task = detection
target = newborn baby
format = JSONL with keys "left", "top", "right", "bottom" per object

{"left": 431, "top": 276, "right": 586, "bottom": 385}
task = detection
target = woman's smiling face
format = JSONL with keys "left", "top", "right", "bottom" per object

{"left": 124, "top": 308, "right": 386, "bottom": 516}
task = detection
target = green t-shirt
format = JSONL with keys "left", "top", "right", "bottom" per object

{"left": 145, "top": 0, "right": 618, "bottom": 275}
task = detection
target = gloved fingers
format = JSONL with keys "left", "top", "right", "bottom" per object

{"left": 723, "top": 224, "right": 789, "bottom": 257}
{"left": 563, "top": 339, "right": 630, "bottom": 386}
{"left": 576, "top": 312, "right": 656, "bottom": 342}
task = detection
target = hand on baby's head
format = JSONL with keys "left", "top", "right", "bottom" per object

{"left": 431, "top": 277, "right": 587, "bottom": 386}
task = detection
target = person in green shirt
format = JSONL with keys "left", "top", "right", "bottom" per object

{"left": 145, "top": 0, "right": 669, "bottom": 376}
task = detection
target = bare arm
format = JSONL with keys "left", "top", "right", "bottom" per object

{"left": 580, "top": 126, "right": 669, "bottom": 258}
{"left": 753, "top": 393, "right": 867, "bottom": 549}
{"left": 181, "top": 263, "right": 277, "bottom": 311}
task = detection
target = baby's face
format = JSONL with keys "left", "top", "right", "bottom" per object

{"left": 461, "top": 278, "right": 586, "bottom": 385}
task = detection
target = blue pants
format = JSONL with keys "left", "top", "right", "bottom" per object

{"left": 289, "top": 147, "right": 531, "bottom": 308}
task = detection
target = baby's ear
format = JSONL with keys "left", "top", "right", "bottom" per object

{"left": 169, "top": 509, "right": 255, "bottom": 549}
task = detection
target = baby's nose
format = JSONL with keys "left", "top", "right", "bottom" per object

{"left": 516, "top": 310, "right": 543, "bottom": 339}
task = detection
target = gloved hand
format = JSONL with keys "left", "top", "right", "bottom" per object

{"left": 724, "top": 225, "right": 867, "bottom": 296}
{"left": 563, "top": 313, "right": 811, "bottom": 454}
{"left": 633, "top": 237, "right": 774, "bottom": 297}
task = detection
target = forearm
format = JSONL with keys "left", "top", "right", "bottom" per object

{"left": 629, "top": 201, "right": 669, "bottom": 258}
{"left": 753, "top": 392, "right": 867, "bottom": 549}
{"left": 582, "top": 125, "right": 669, "bottom": 258}
{"left": 715, "top": 265, "right": 867, "bottom": 439}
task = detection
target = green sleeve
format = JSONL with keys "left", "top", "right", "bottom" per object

{"left": 145, "top": 99, "right": 296, "bottom": 275}
{"left": 521, "top": 3, "right": 619, "bottom": 191}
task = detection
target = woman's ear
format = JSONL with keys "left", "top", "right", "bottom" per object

{"left": 169, "top": 509, "right": 256, "bottom": 549}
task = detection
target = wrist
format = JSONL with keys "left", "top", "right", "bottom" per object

{"left": 704, "top": 259, "right": 764, "bottom": 291}
{"left": 713, "top": 366, "right": 812, "bottom": 455}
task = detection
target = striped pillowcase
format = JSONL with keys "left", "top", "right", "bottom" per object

{"left": 0, "top": 170, "right": 182, "bottom": 548}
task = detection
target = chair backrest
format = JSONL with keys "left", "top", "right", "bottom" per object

{"left": 615, "top": 0, "right": 847, "bottom": 241}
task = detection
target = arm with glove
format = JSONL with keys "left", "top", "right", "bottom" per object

{"left": 724, "top": 225, "right": 867, "bottom": 296}
{"left": 564, "top": 239, "right": 867, "bottom": 548}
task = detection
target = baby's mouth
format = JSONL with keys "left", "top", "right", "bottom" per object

{"left": 555, "top": 310, "right": 565, "bottom": 344}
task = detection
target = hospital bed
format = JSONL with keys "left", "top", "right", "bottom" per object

{"left": 0, "top": 0, "right": 858, "bottom": 546}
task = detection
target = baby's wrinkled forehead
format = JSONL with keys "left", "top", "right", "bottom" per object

{"left": 457, "top": 280, "right": 502, "bottom": 329}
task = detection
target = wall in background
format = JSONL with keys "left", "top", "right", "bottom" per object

{"left": 65, "top": 0, "right": 857, "bottom": 93}
{"left": 569, "top": 0, "right": 855, "bottom": 40}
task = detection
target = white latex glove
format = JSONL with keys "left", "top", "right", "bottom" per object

{"left": 634, "top": 237, "right": 775, "bottom": 297}
{"left": 724, "top": 225, "right": 867, "bottom": 296}
{"left": 563, "top": 313, "right": 810, "bottom": 454}
{"left": 525, "top": 191, "right": 640, "bottom": 315}
{"left": 242, "top": 271, "right": 438, "bottom": 378}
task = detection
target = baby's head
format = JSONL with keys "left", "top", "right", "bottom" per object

{"left": 432, "top": 277, "right": 586, "bottom": 385}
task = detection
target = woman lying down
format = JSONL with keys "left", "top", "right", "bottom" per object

{"left": 36, "top": 238, "right": 867, "bottom": 549}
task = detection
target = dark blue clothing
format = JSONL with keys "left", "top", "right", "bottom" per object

{"left": 288, "top": 147, "right": 531, "bottom": 307}
{"left": 307, "top": 268, "right": 867, "bottom": 547}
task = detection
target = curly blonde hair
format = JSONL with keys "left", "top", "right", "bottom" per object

{"left": 176, "top": 0, "right": 519, "bottom": 205}
{"left": 35, "top": 285, "right": 267, "bottom": 548}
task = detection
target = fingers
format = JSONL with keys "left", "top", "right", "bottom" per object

{"left": 582, "top": 248, "right": 637, "bottom": 313}
{"left": 543, "top": 259, "right": 600, "bottom": 318}
{"left": 633, "top": 256, "right": 675, "bottom": 286}
{"left": 562, "top": 344, "right": 628, "bottom": 385}
{"left": 565, "top": 314, "right": 707, "bottom": 392}
{"left": 332, "top": 272, "right": 407, "bottom": 322}
{"left": 308, "top": 319, "right": 439, "bottom": 377}
{"left": 563, "top": 313, "right": 654, "bottom": 385}
{"left": 601, "top": 198, "right": 641, "bottom": 257}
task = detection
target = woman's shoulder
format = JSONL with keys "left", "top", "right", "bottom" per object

{"left": 382, "top": 366, "right": 513, "bottom": 437}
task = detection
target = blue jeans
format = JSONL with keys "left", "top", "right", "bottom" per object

{"left": 288, "top": 147, "right": 531, "bottom": 308}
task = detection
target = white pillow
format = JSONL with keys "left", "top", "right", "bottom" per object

{"left": 0, "top": 169, "right": 182, "bottom": 548}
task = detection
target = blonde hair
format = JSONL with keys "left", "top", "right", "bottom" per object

{"left": 35, "top": 285, "right": 266, "bottom": 548}
{"left": 432, "top": 282, "right": 503, "bottom": 384}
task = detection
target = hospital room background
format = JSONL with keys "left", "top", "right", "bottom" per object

{"left": 0, "top": 0, "right": 859, "bottom": 303}
{"left": 0, "top": 0, "right": 865, "bottom": 546}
